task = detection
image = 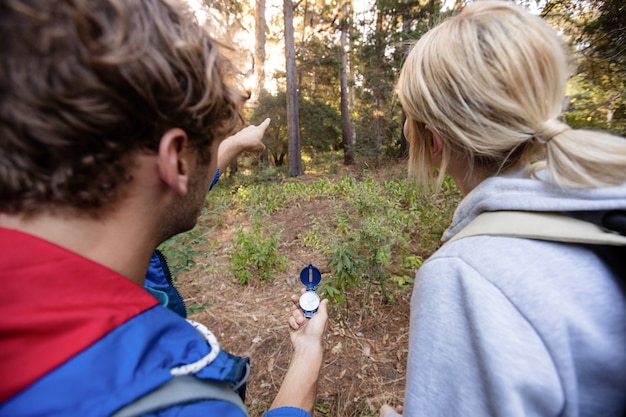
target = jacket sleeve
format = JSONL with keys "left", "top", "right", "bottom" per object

{"left": 145, "top": 401, "right": 311, "bottom": 417}
{"left": 402, "top": 256, "right": 564, "bottom": 417}
{"left": 264, "top": 406, "right": 312, "bottom": 417}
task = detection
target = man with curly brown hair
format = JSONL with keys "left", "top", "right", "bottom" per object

{"left": 0, "top": 1, "right": 327, "bottom": 416}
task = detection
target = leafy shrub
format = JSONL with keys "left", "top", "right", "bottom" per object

{"left": 317, "top": 175, "right": 458, "bottom": 303}
{"left": 158, "top": 226, "right": 206, "bottom": 277}
{"left": 228, "top": 221, "right": 287, "bottom": 285}
{"left": 323, "top": 245, "right": 363, "bottom": 304}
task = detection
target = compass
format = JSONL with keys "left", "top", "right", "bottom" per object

{"left": 298, "top": 264, "right": 321, "bottom": 318}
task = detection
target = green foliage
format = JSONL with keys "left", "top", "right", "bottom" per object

{"left": 391, "top": 255, "right": 421, "bottom": 288}
{"left": 543, "top": 0, "right": 626, "bottom": 136}
{"left": 186, "top": 300, "right": 216, "bottom": 315}
{"left": 298, "top": 39, "right": 342, "bottom": 103}
{"left": 353, "top": 0, "right": 444, "bottom": 162}
{"left": 294, "top": 174, "right": 458, "bottom": 304}
{"left": 403, "top": 254, "right": 423, "bottom": 270}
{"left": 579, "top": 0, "right": 625, "bottom": 70}
{"left": 314, "top": 401, "right": 332, "bottom": 416}
{"left": 231, "top": 184, "right": 286, "bottom": 216}
{"left": 286, "top": 0, "right": 344, "bottom": 112}
{"left": 228, "top": 221, "right": 287, "bottom": 285}
{"left": 157, "top": 226, "right": 206, "bottom": 277}
{"left": 250, "top": 92, "right": 342, "bottom": 167}
{"left": 325, "top": 179, "right": 401, "bottom": 302}
{"left": 563, "top": 73, "right": 626, "bottom": 137}
{"left": 217, "top": 154, "right": 460, "bottom": 301}
{"left": 249, "top": 93, "right": 288, "bottom": 166}
{"left": 230, "top": 175, "right": 332, "bottom": 218}
{"left": 299, "top": 97, "right": 342, "bottom": 151}
{"left": 348, "top": 176, "right": 455, "bottom": 302}
{"left": 325, "top": 245, "right": 363, "bottom": 301}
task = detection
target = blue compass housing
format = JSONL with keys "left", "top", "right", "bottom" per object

{"left": 300, "top": 264, "right": 321, "bottom": 290}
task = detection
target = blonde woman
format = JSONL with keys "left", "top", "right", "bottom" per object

{"left": 382, "top": 2, "right": 626, "bottom": 416}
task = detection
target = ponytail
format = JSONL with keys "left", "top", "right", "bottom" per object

{"left": 531, "top": 127, "right": 626, "bottom": 188}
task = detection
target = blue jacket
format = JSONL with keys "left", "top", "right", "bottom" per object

{"left": 0, "top": 229, "right": 310, "bottom": 417}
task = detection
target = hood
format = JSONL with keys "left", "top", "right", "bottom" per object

{"left": 442, "top": 169, "right": 626, "bottom": 242}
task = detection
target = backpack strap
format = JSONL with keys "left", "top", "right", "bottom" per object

{"left": 111, "top": 374, "right": 248, "bottom": 417}
{"left": 448, "top": 211, "right": 626, "bottom": 246}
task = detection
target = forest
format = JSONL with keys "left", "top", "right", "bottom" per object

{"left": 164, "top": 1, "right": 625, "bottom": 416}
{"left": 193, "top": 0, "right": 625, "bottom": 176}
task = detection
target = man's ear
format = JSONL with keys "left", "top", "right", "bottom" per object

{"left": 157, "top": 128, "right": 190, "bottom": 195}
{"left": 426, "top": 125, "right": 444, "bottom": 157}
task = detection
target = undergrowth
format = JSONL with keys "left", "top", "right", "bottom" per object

{"left": 228, "top": 219, "right": 287, "bottom": 284}
{"left": 191, "top": 153, "right": 461, "bottom": 304}
{"left": 157, "top": 224, "right": 206, "bottom": 277}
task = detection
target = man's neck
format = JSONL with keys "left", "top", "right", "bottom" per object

{"left": 0, "top": 212, "right": 156, "bottom": 286}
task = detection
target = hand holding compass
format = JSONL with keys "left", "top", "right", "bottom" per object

{"left": 278, "top": 265, "right": 329, "bottom": 413}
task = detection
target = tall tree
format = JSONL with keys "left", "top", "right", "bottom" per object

{"left": 284, "top": 0, "right": 303, "bottom": 177}
{"left": 354, "top": 0, "right": 441, "bottom": 164}
{"left": 340, "top": 1, "right": 355, "bottom": 165}
{"left": 202, "top": 0, "right": 253, "bottom": 175}
{"left": 254, "top": 0, "right": 267, "bottom": 102}
{"left": 372, "top": 1, "right": 386, "bottom": 168}
{"left": 294, "top": 0, "right": 341, "bottom": 103}
{"left": 254, "top": 0, "right": 270, "bottom": 170}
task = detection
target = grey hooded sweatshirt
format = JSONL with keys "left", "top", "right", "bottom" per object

{"left": 394, "top": 170, "right": 626, "bottom": 417}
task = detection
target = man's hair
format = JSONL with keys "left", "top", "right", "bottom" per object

{"left": 0, "top": 0, "right": 245, "bottom": 216}
{"left": 397, "top": 1, "right": 626, "bottom": 190}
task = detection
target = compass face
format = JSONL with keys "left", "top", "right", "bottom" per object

{"left": 299, "top": 291, "right": 321, "bottom": 311}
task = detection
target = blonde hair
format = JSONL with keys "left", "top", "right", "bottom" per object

{"left": 397, "top": 1, "right": 626, "bottom": 190}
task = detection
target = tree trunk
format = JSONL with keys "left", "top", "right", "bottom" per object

{"left": 373, "top": 2, "right": 385, "bottom": 168}
{"left": 397, "top": 0, "right": 411, "bottom": 160}
{"left": 255, "top": 0, "right": 270, "bottom": 170}
{"left": 284, "top": 0, "right": 303, "bottom": 177}
{"left": 254, "top": 0, "right": 266, "bottom": 102}
{"left": 348, "top": 7, "right": 356, "bottom": 153}
{"left": 340, "top": 1, "right": 355, "bottom": 166}
{"left": 375, "top": 95, "right": 382, "bottom": 168}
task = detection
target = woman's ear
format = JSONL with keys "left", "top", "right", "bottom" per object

{"left": 157, "top": 128, "right": 190, "bottom": 195}
{"left": 426, "top": 125, "right": 444, "bottom": 157}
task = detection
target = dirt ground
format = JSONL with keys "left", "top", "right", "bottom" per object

{"left": 175, "top": 168, "right": 417, "bottom": 417}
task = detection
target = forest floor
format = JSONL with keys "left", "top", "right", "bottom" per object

{"left": 174, "top": 161, "right": 456, "bottom": 417}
